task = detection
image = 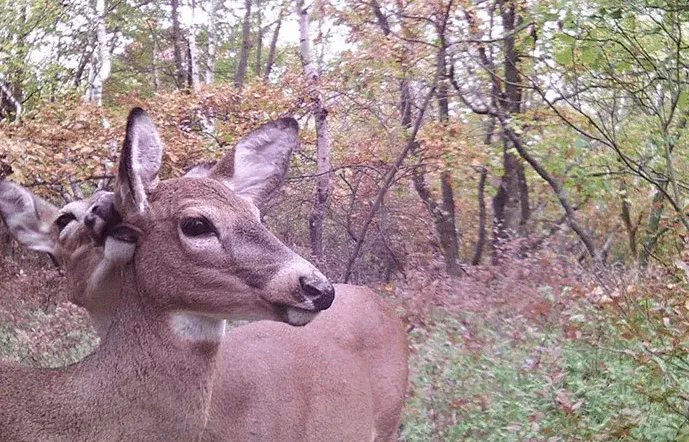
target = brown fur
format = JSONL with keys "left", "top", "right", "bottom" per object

{"left": 203, "top": 284, "right": 408, "bottom": 442}
{"left": 5, "top": 189, "right": 410, "bottom": 441}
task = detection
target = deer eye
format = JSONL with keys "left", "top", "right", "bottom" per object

{"left": 55, "top": 213, "right": 77, "bottom": 232}
{"left": 180, "top": 217, "right": 215, "bottom": 237}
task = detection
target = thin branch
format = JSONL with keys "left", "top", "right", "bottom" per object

{"left": 343, "top": 82, "right": 437, "bottom": 282}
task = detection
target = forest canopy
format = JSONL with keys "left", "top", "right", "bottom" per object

{"left": 3, "top": 0, "right": 688, "bottom": 276}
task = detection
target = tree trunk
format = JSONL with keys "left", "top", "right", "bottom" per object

{"left": 187, "top": 0, "right": 200, "bottom": 92}
{"left": 152, "top": 32, "right": 160, "bottom": 91}
{"left": 619, "top": 184, "right": 638, "bottom": 259}
{"left": 205, "top": 0, "right": 218, "bottom": 84}
{"left": 439, "top": 171, "right": 461, "bottom": 275}
{"left": 518, "top": 162, "right": 530, "bottom": 232}
{"left": 171, "top": 0, "right": 185, "bottom": 89}
{"left": 0, "top": 82, "right": 22, "bottom": 122}
{"left": 84, "top": 0, "right": 111, "bottom": 106}
{"left": 255, "top": 0, "right": 263, "bottom": 77}
{"left": 297, "top": 0, "right": 332, "bottom": 268}
{"left": 73, "top": 41, "right": 93, "bottom": 89}
{"left": 472, "top": 167, "right": 488, "bottom": 265}
{"left": 491, "top": 145, "right": 522, "bottom": 262}
{"left": 264, "top": 16, "right": 281, "bottom": 80}
{"left": 234, "top": 0, "right": 253, "bottom": 89}
{"left": 491, "top": 0, "right": 529, "bottom": 261}
{"left": 9, "top": 1, "right": 27, "bottom": 118}
{"left": 640, "top": 187, "right": 667, "bottom": 267}
{"left": 429, "top": 34, "right": 462, "bottom": 276}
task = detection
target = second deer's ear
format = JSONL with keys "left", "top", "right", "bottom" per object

{"left": 114, "top": 108, "right": 162, "bottom": 216}
{"left": 210, "top": 117, "right": 299, "bottom": 208}
{"left": 0, "top": 180, "right": 59, "bottom": 253}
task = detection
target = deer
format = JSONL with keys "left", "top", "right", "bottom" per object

{"left": 0, "top": 109, "right": 409, "bottom": 442}
{"left": 0, "top": 108, "right": 337, "bottom": 441}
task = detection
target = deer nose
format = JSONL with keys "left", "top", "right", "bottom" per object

{"left": 299, "top": 275, "right": 335, "bottom": 311}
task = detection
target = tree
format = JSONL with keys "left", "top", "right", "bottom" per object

{"left": 367, "top": 0, "right": 462, "bottom": 276}
{"left": 171, "top": 0, "right": 185, "bottom": 89}
{"left": 449, "top": 0, "right": 598, "bottom": 262}
{"left": 205, "top": 0, "right": 218, "bottom": 84}
{"left": 297, "top": 0, "right": 332, "bottom": 268}
{"left": 264, "top": 11, "right": 281, "bottom": 80}
{"left": 84, "top": 0, "right": 111, "bottom": 106}
{"left": 537, "top": 0, "right": 689, "bottom": 265}
{"left": 187, "top": 0, "right": 200, "bottom": 92}
{"left": 234, "top": 0, "right": 252, "bottom": 89}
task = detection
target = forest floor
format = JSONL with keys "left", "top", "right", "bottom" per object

{"left": 2, "top": 253, "right": 689, "bottom": 441}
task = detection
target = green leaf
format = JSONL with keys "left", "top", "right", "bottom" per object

{"left": 678, "top": 90, "right": 689, "bottom": 111}
{"left": 575, "top": 138, "right": 588, "bottom": 149}
{"left": 580, "top": 46, "right": 597, "bottom": 66}
{"left": 554, "top": 48, "right": 573, "bottom": 66}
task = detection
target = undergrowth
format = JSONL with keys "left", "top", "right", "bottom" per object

{"left": 399, "top": 261, "right": 689, "bottom": 441}
{"left": 3, "top": 252, "right": 689, "bottom": 441}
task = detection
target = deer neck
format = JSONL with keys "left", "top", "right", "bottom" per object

{"left": 97, "top": 275, "right": 223, "bottom": 436}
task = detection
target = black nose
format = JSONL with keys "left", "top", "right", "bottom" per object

{"left": 299, "top": 275, "right": 335, "bottom": 311}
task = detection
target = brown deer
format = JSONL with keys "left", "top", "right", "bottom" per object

{"left": 0, "top": 109, "right": 409, "bottom": 441}
{"left": 0, "top": 108, "right": 336, "bottom": 441}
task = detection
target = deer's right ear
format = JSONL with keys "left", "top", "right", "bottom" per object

{"left": 210, "top": 117, "right": 299, "bottom": 208}
{"left": 114, "top": 108, "right": 162, "bottom": 216}
{"left": 0, "top": 180, "right": 58, "bottom": 253}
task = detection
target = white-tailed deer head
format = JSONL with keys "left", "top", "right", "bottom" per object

{"left": 111, "top": 109, "right": 334, "bottom": 329}
{"left": 0, "top": 182, "right": 126, "bottom": 334}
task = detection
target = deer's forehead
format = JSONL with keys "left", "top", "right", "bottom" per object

{"left": 147, "top": 178, "right": 251, "bottom": 217}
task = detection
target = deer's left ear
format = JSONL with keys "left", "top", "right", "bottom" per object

{"left": 210, "top": 117, "right": 299, "bottom": 207}
{"left": 114, "top": 108, "right": 163, "bottom": 216}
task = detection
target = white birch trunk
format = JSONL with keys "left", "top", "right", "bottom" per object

{"left": 0, "top": 82, "right": 22, "bottom": 123}
{"left": 188, "top": 0, "right": 200, "bottom": 92}
{"left": 85, "top": 0, "right": 111, "bottom": 107}
{"left": 205, "top": 0, "right": 218, "bottom": 84}
{"left": 297, "top": 0, "right": 332, "bottom": 266}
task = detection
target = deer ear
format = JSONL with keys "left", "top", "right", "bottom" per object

{"left": 0, "top": 180, "right": 59, "bottom": 253}
{"left": 210, "top": 117, "right": 298, "bottom": 207}
{"left": 114, "top": 108, "right": 162, "bottom": 216}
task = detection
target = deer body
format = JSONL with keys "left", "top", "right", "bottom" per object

{"left": 203, "top": 284, "right": 408, "bottom": 442}
{"left": 0, "top": 110, "right": 336, "bottom": 441}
